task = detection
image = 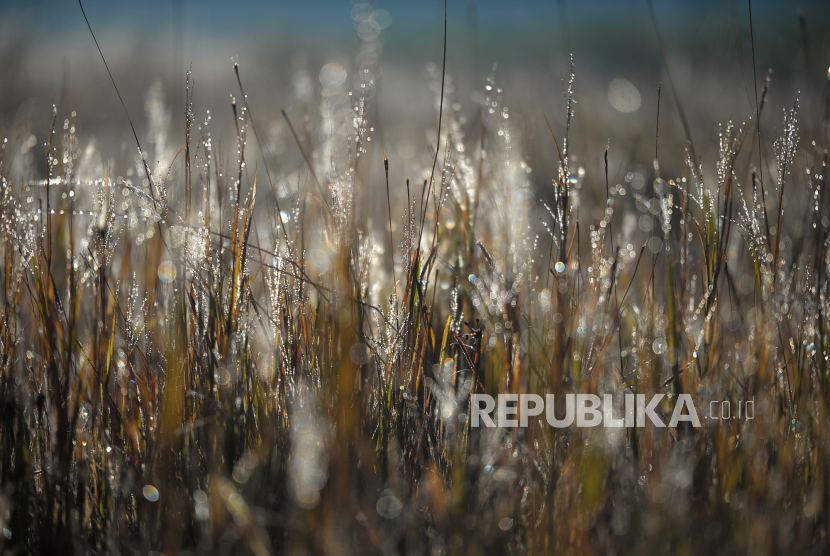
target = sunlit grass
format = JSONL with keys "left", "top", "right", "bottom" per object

{"left": 0, "top": 6, "right": 828, "bottom": 555}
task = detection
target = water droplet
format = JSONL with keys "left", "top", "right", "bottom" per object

{"left": 554, "top": 261, "right": 566, "bottom": 274}
{"left": 158, "top": 260, "right": 176, "bottom": 283}
{"left": 143, "top": 484, "right": 159, "bottom": 502}
{"left": 215, "top": 367, "right": 231, "bottom": 386}
{"left": 653, "top": 338, "right": 667, "bottom": 355}
{"left": 374, "top": 9, "right": 392, "bottom": 28}
{"left": 319, "top": 63, "right": 347, "bottom": 89}
{"left": 499, "top": 517, "right": 514, "bottom": 531}
{"left": 647, "top": 236, "right": 663, "bottom": 253}
{"left": 350, "top": 343, "right": 371, "bottom": 365}
{"left": 608, "top": 78, "right": 641, "bottom": 113}
{"left": 376, "top": 490, "right": 403, "bottom": 518}
{"left": 308, "top": 249, "right": 332, "bottom": 274}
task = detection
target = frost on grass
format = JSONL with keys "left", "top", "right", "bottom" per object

{"left": 0, "top": 16, "right": 829, "bottom": 556}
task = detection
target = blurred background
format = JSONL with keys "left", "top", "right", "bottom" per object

{"left": 1, "top": 4, "right": 829, "bottom": 553}
{"left": 0, "top": 0, "right": 828, "bottom": 220}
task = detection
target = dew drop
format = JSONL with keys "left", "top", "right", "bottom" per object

{"left": 319, "top": 63, "right": 347, "bottom": 89}
{"left": 214, "top": 367, "right": 231, "bottom": 386}
{"left": 350, "top": 343, "right": 371, "bottom": 365}
{"left": 158, "top": 260, "right": 177, "bottom": 283}
{"left": 376, "top": 490, "right": 403, "bottom": 519}
{"left": 608, "top": 78, "right": 641, "bottom": 113}
{"left": 143, "top": 484, "right": 160, "bottom": 502}
{"left": 193, "top": 489, "right": 208, "bottom": 504}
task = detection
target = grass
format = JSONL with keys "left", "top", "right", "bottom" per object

{"left": 0, "top": 3, "right": 829, "bottom": 555}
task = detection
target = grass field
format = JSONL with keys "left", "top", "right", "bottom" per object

{"left": 1, "top": 1, "right": 829, "bottom": 554}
